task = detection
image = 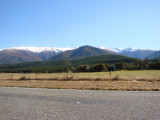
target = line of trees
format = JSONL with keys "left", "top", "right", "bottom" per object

{"left": 0, "top": 59, "right": 160, "bottom": 73}
{"left": 73, "top": 59, "right": 160, "bottom": 72}
{"left": 115, "top": 59, "right": 160, "bottom": 70}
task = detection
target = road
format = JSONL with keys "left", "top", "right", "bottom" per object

{"left": 0, "top": 87, "right": 160, "bottom": 120}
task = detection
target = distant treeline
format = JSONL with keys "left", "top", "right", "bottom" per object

{"left": 0, "top": 59, "right": 159, "bottom": 73}
{"left": 73, "top": 59, "right": 160, "bottom": 72}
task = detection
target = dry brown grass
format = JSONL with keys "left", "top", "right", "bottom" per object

{"left": 0, "top": 71, "right": 160, "bottom": 91}
{"left": 16, "top": 75, "right": 160, "bottom": 82}
{"left": 0, "top": 79, "right": 160, "bottom": 91}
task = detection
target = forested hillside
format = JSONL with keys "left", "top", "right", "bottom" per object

{"left": 0, "top": 54, "right": 137, "bottom": 73}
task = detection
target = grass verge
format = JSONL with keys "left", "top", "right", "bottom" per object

{"left": 0, "top": 71, "right": 160, "bottom": 91}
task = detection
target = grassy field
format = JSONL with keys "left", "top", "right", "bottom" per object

{"left": 0, "top": 70, "right": 160, "bottom": 91}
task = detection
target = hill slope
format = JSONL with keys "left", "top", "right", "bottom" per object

{"left": 0, "top": 49, "right": 42, "bottom": 64}
{"left": 0, "top": 47, "right": 69, "bottom": 64}
{"left": 120, "top": 49, "right": 154, "bottom": 59}
{"left": 146, "top": 50, "right": 160, "bottom": 59}
{"left": 0, "top": 54, "right": 138, "bottom": 72}
{"left": 71, "top": 55, "right": 138, "bottom": 65}
{"left": 49, "top": 45, "right": 116, "bottom": 60}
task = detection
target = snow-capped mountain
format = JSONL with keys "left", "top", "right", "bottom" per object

{"left": 99, "top": 46, "right": 152, "bottom": 53}
{"left": 49, "top": 45, "right": 116, "bottom": 61}
{"left": 6, "top": 47, "right": 74, "bottom": 53}
{"left": 0, "top": 46, "right": 158, "bottom": 64}
{"left": 99, "top": 46, "right": 119, "bottom": 53}
{"left": 0, "top": 47, "right": 74, "bottom": 64}
{"left": 99, "top": 46, "right": 139, "bottom": 53}
{"left": 146, "top": 50, "right": 160, "bottom": 60}
{"left": 99, "top": 46, "right": 156, "bottom": 59}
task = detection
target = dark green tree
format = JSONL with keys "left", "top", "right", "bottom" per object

{"left": 75, "top": 65, "right": 90, "bottom": 72}
{"left": 90, "top": 63, "right": 106, "bottom": 72}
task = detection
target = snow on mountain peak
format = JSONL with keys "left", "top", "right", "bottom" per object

{"left": 99, "top": 46, "right": 150, "bottom": 53}
{"left": 6, "top": 47, "right": 74, "bottom": 53}
{"left": 123, "top": 47, "right": 152, "bottom": 52}
{"left": 0, "top": 46, "right": 156, "bottom": 54}
{"left": 99, "top": 46, "right": 118, "bottom": 52}
{"left": 123, "top": 47, "right": 137, "bottom": 52}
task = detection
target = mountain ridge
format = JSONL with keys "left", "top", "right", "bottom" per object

{"left": 2, "top": 47, "right": 74, "bottom": 53}
{"left": 48, "top": 45, "right": 116, "bottom": 61}
{"left": 0, "top": 45, "right": 159, "bottom": 64}
{"left": 146, "top": 50, "right": 160, "bottom": 60}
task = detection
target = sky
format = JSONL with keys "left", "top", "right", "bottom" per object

{"left": 0, "top": 0, "right": 160, "bottom": 50}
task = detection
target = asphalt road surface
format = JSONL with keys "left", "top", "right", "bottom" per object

{"left": 0, "top": 87, "right": 160, "bottom": 120}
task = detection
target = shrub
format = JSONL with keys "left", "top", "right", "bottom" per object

{"left": 90, "top": 63, "right": 106, "bottom": 72}
{"left": 19, "top": 76, "right": 29, "bottom": 80}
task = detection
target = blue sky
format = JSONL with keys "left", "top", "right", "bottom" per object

{"left": 0, "top": 0, "right": 160, "bottom": 50}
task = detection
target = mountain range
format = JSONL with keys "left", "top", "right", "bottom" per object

{"left": 0, "top": 45, "right": 159, "bottom": 64}
{"left": 146, "top": 50, "right": 160, "bottom": 60}
{"left": 48, "top": 46, "right": 116, "bottom": 60}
